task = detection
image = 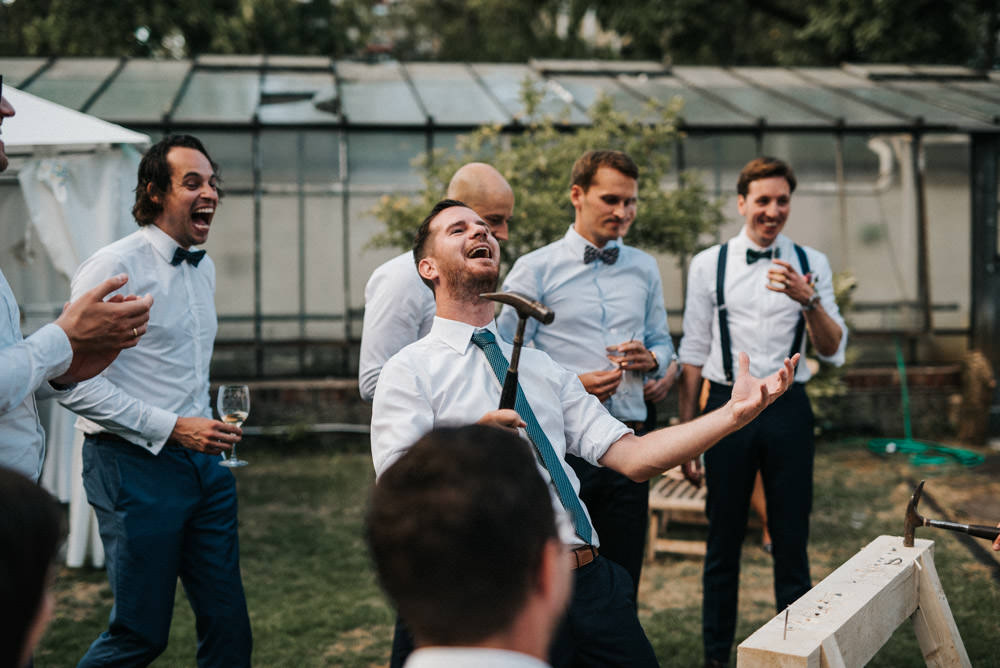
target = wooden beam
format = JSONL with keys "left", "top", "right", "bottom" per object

{"left": 737, "top": 535, "right": 969, "bottom": 667}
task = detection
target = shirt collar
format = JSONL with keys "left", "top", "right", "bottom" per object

{"left": 431, "top": 316, "right": 501, "bottom": 355}
{"left": 734, "top": 227, "right": 788, "bottom": 253}
{"left": 564, "top": 225, "right": 620, "bottom": 260}
{"left": 142, "top": 224, "right": 195, "bottom": 265}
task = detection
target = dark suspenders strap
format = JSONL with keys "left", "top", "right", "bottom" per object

{"left": 717, "top": 242, "right": 810, "bottom": 382}
{"left": 716, "top": 242, "right": 733, "bottom": 382}
{"left": 790, "top": 244, "right": 811, "bottom": 360}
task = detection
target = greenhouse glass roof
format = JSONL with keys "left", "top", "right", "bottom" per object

{"left": 1, "top": 56, "right": 997, "bottom": 133}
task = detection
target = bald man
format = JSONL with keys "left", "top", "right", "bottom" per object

{"left": 358, "top": 163, "right": 514, "bottom": 402}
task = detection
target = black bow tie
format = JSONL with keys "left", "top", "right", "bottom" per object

{"left": 584, "top": 245, "right": 619, "bottom": 265}
{"left": 746, "top": 247, "right": 778, "bottom": 265}
{"left": 171, "top": 247, "right": 206, "bottom": 267}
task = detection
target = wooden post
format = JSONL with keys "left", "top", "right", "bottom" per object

{"left": 737, "top": 535, "right": 970, "bottom": 668}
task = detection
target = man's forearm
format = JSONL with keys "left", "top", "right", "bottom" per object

{"left": 677, "top": 363, "right": 703, "bottom": 423}
{"left": 599, "top": 403, "right": 739, "bottom": 482}
{"left": 804, "top": 305, "right": 842, "bottom": 357}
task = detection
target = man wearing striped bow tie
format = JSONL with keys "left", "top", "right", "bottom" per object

{"left": 498, "top": 150, "right": 677, "bottom": 604}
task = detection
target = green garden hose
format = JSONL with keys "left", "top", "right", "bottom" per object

{"left": 866, "top": 338, "right": 983, "bottom": 468}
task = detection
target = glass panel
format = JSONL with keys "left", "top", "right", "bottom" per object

{"left": 0, "top": 58, "right": 49, "bottom": 87}
{"left": 260, "top": 194, "right": 302, "bottom": 339}
{"left": 336, "top": 61, "right": 425, "bottom": 125}
{"left": 203, "top": 195, "right": 255, "bottom": 340}
{"left": 347, "top": 131, "right": 424, "bottom": 188}
{"left": 404, "top": 62, "right": 508, "bottom": 125}
{"left": 951, "top": 81, "right": 1000, "bottom": 105}
{"left": 923, "top": 137, "right": 969, "bottom": 329}
{"left": 470, "top": 63, "right": 587, "bottom": 124}
{"left": 88, "top": 60, "right": 190, "bottom": 123}
{"left": 761, "top": 133, "right": 835, "bottom": 184}
{"left": 172, "top": 70, "right": 259, "bottom": 123}
{"left": 672, "top": 66, "right": 830, "bottom": 127}
{"left": 841, "top": 134, "right": 882, "bottom": 182}
{"left": 258, "top": 70, "right": 339, "bottom": 124}
{"left": 197, "top": 132, "right": 254, "bottom": 189}
{"left": 304, "top": 195, "right": 346, "bottom": 336}
{"left": 681, "top": 135, "right": 758, "bottom": 196}
{"left": 345, "top": 194, "right": 388, "bottom": 314}
{"left": 258, "top": 130, "right": 341, "bottom": 186}
{"left": 890, "top": 81, "right": 1000, "bottom": 124}
{"left": 739, "top": 68, "right": 904, "bottom": 126}
{"left": 24, "top": 58, "right": 120, "bottom": 110}
{"left": 619, "top": 74, "right": 750, "bottom": 127}
{"left": 551, "top": 75, "right": 647, "bottom": 118}
{"left": 794, "top": 68, "right": 992, "bottom": 129}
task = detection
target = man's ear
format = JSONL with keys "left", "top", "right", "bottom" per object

{"left": 736, "top": 194, "right": 747, "bottom": 217}
{"left": 418, "top": 256, "right": 438, "bottom": 283}
{"left": 570, "top": 184, "right": 585, "bottom": 211}
{"left": 147, "top": 182, "right": 162, "bottom": 205}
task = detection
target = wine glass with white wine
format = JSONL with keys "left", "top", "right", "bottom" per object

{"left": 217, "top": 384, "right": 250, "bottom": 468}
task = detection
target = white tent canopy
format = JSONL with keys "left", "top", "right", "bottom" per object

{"left": 4, "top": 86, "right": 149, "bottom": 153}
{"left": 2, "top": 87, "right": 149, "bottom": 567}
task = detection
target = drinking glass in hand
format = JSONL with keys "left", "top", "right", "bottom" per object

{"left": 217, "top": 384, "right": 250, "bottom": 468}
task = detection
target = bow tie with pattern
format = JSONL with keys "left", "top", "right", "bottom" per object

{"left": 583, "top": 245, "right": 619, "bottom": 265}
{"left": 171, "top": 247, "right": 206, "bottom": 267}
{"left": 746, "top": 247, "right": 779, "bottom": 265}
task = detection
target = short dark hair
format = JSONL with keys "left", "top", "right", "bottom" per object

{"left": 571, "top": 150, "right": 639, "bottom": 191}
{"left": 0, "top": 467, "right": 64, "bottom": 667}
{"left": 411, "top": 198, "right": 469, "bottom": 292}
{"left": 366, "top": 425, "right": 558, "bottom": 646}
{"left": 737, "top": 156, "right": 797, "bottom": 197}
{"left": 132, "top": 134, "right": 222, "bottom": 226}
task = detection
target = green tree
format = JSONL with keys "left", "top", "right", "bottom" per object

{"left": 382, "top": 0, "right": 608, "bottom": 62}
{"left": 371, "top": 84, "right": 724, "bottom": 270}
{"left": 0, "top": 0, "right": 373, "bottom": 58}
{"left": 592, "top": 0, "right": 995, "bottom": 67}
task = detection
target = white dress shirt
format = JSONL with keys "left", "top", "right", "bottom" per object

{"left": 405, "top": 647, "right": 550, "bottom": 668}
{"left": 0, "top": 268, "right": 73, "bottom": 480}
{"left": 497, "top": 226, "right": 674, "bottom": 422}
{"left": 60, "top": 225, "right": 217, "bottom": 455}
{"left": 358, "top": 250, "right": 436, "bottom": 403}
{"left": 371, "top": 317, "right": 631, "bottom": 548}
{"left": 678, "top": 229, "right": 847, "bottom": 384}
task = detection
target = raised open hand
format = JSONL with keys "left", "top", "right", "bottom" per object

{"left": 727, "top": 352, "right": 798, "bottom": 429}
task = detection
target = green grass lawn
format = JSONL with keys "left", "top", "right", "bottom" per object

{"left": 38, "top": 437, "right": 1000, "bottom": 667}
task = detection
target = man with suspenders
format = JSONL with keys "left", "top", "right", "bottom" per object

{"left": 677, "top": 157, "right": 847, "bottom": 668}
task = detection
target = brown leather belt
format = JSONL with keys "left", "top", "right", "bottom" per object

{"left": 570, "top": 545, "right": 598, "bottom": 569}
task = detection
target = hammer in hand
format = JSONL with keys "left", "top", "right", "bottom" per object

{"left": 903, "top": 479, "right": 1000, "bottom": 547}
{"left": 480, "top": 291, "right": 554, "bottom": 410}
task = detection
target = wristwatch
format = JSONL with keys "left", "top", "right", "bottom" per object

{"left": 803, "top": 293, "right": 821, "bottom": 311}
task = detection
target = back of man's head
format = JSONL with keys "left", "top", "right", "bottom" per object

{"left": 570, "top": 150, "right": 639, "bottom": 191}
{"left": 132, "top": 134, "right": 221, "bottom": 225}
{"left": 446, "top": 163, "right": 515, "bottom": 241}
{"left": 367, "top": 425, "right": 558, "bottom": 646}
{"left": 0, "top": 466, "right": 64, "bottom": 668}
{"left": 737, "top": 156, "right": 797, "bottom": 197}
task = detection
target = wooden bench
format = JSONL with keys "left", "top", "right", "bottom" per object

{"left": 647, "top": 468, "right": 762, "bottom": 559}
{"left": 646, "top": 468, "right": 710, "bottom": 558}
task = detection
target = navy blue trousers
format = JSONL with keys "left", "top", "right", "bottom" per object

{"left": 567, "top": 455, "right": 649, "bottom": 603}
{"left": 78, "top": 434, "right": 252, "bottom": 668}
{"left": 701, "top": 382, "right": 814, "bottom": 664}
{"left": 392, "top": 557, "right": 657, "bottom": 668}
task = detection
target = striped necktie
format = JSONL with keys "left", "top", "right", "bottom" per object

{"left": 470, "top": 330, "right": 593, "bottom": 544}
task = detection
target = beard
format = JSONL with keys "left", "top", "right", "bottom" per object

{"left": 442, "top": 263, "right": 498, "bottom": 303}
